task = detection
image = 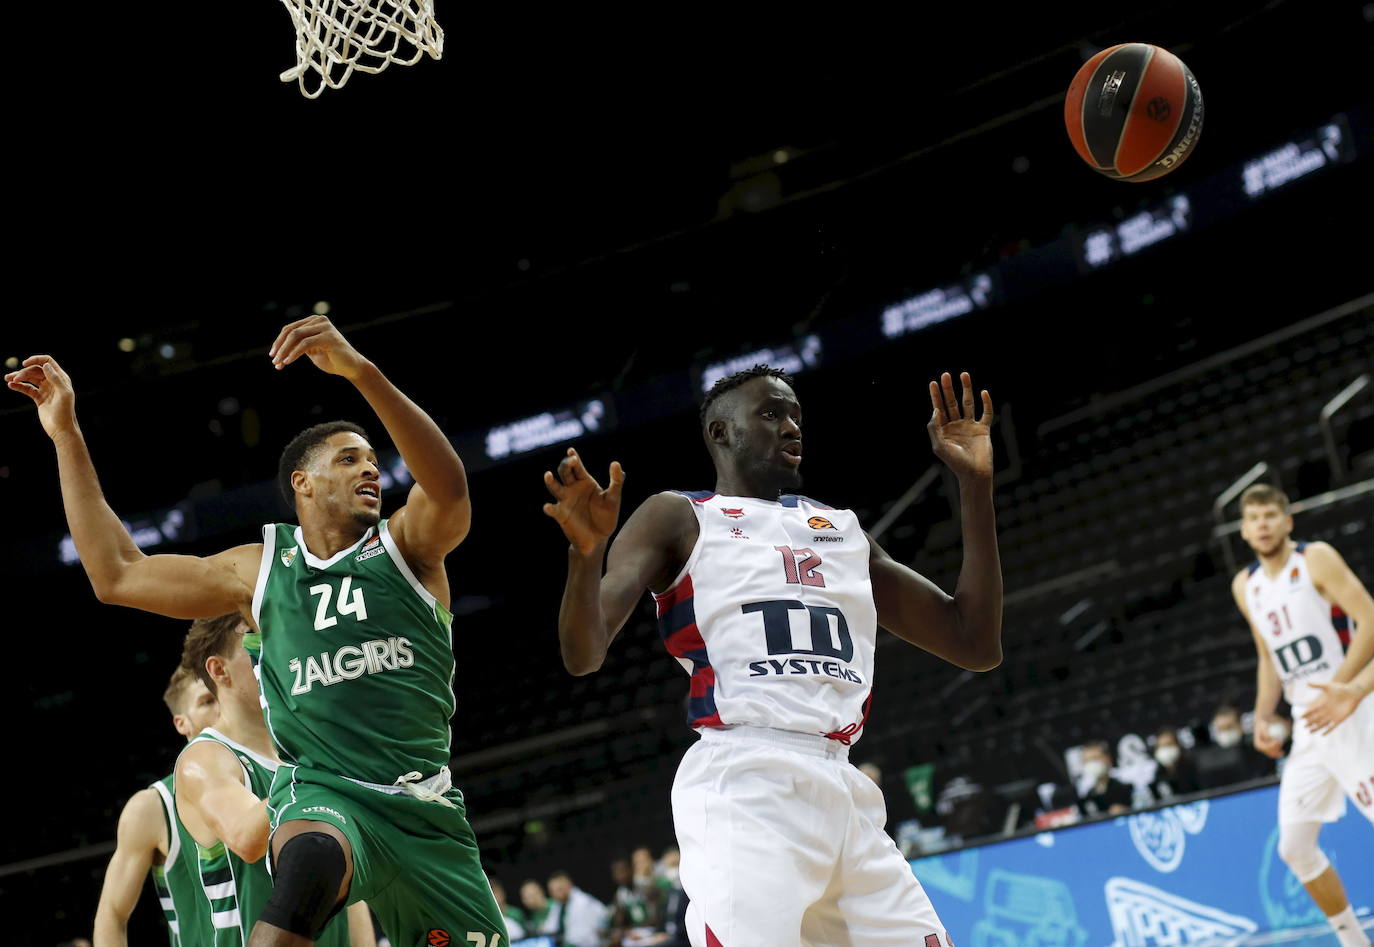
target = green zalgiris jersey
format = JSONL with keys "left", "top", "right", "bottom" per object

{"left": 182, "top": 729, "right": 352, "bottom": 946}
{"left": 248, "top": 519, "right": 455, "bottom": 784}
{"left": 149, "top": 774, "right": 206, "bottom": 946}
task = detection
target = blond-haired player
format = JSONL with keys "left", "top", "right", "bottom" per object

{"left": 176, "top": 614, "right": 374, "bottom": 946}
{"left": 94, "top": 666, "right": 219, "bottom": 946}
{"left": 1232, "top": 483, "right": 1374, "bottom": 947}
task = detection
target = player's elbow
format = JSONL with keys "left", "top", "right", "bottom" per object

{"left": 92, "top": 575, "right": 129, "bottom": 606}
{"left": 90, "top": 559, "right": 145, "bottom": 607}
{"left": 962, "top": 647, "right": 1003, "bottom": 673}
{"left": 563, "top": 654, "right": 603, "bottom": 676}
{"left": 95, "top": 898, "right": 132, "bottom": 929}
{"left": 227, "top": 830, "right": 269, "bottom": 865}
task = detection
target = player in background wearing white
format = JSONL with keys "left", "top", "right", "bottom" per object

{"left": 543, "top": 367, "right": 1001, "bottom": 947}
{"left": 95, "top": 667, "right": 219, "bottom": 946}
{"left": 1232, "top": 484, "right": 1374, "bottom": 947}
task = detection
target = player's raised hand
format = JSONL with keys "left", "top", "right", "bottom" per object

{"left": 1301, "top": 680, "right": 1364, "bottom": 736}
{"left": 5, "top": 355, "right": 78, "bottom": 439}
{"left": 543, "top": 448, "right": 625, "bottom": 556}
{"left": 269, "top": 315, "right": 370, "bottom": 379}
{"left": 928, "top": 371, "right": 994, "bottom": 481}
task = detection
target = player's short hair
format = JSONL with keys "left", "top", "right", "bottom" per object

{"left": 277, "top": 420, "right": 372, "bottom": 506}
{"left": 699, "top": 364, "right": 796, "bottom": 426}
{"left": 181, "top": 614, "right": 247, "bottom": 695}
{"left": 162, "top": 665, "right": 199, "bottom": 716}
{"left": 1240, "top": 483, "right": 1290, "bottom": 513}
{"left": 548, "top": 869, "right": 572, "bottom": 883}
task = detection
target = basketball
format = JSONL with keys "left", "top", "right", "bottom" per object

{"left": 1064, "top": 43, "right": 1203, "bottom": 182}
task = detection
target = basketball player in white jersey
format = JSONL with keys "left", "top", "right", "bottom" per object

{"left": 1232, "top": 484, "right": 1374, "bottom": 947}
{"left": 95, "top": 667, "right": 219, "bottom": 946}
{"left": 542, "top": 367, "right": 1002, "bottom": 947}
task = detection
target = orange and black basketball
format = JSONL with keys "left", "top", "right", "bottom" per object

{"left": 1064, "top": 43, "right": 1203, "bottom": 182}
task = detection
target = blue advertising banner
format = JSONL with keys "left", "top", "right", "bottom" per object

{"left": 911, "top": 784, "right": 1373, "bottom": 947}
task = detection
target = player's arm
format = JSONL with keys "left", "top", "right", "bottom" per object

{"left": 1300, "top": 541, "right": 1374, "bottom": 733}
{"left": 268, "top": 317, "right": 470, "bottom": 567}
{"left": 543, "top": 449, "right": 688, "bottom": 675}
{"left": 1305, "top": 541, "right": 1374, "bottom": 684}
{"left": 1303, "top": 662, "right": 1374, "bottom": 735}
{"left": 175, "top": 742, "right": 270, "bottom": 863}
{"left": 346, "top": 901, "right": 378, "bottom": 947}
{"left": 6, "top": 355, "right": 260, "bottom": 618}
{"left": 1233, "top": 570, "right": 1285, "bottom": 758}
{"left": 871, "top": 372, "right": 1002, "bottom": 671}
{"left": 93, "top": 788, "right": 166, "bottom": 947}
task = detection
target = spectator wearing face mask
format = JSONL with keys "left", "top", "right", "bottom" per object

{"left": 1076, "top": 740, "right": 1133, "bottom": 817}
{"left": 1195, "top": 705, "right": 1279, "bottom": 789}
{"left": 1150, "top": 727, "right": 1200, "bottom": 799}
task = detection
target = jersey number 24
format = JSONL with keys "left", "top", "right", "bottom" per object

{"left": 310, "top": 577, "right": 369, "bottom": 631}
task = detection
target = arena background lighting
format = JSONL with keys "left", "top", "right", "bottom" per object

{"left": 4, "top": 2, "right": 1373, "bottom": 944}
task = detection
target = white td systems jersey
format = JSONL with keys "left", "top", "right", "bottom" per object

{"left": 1245, "top": 542, "right": 1354, "bottom": 710}
{"left": 653, "top": 491, "right": 876, "bottom": 744}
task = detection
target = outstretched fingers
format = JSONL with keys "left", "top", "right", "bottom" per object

{"left": 979, "top": 388, "right": 994, "bottom": 426}
{"left": 543, "top": 469, "right": 568, "bottom": 500}
{"left": 559, "top": 448, "right": 589, "bottom": 484}
{"left": 941, "top": 372, "right": 960, "bottom": 420}
{"left": 606, "top": 461, "right": 626, "bottom": 500}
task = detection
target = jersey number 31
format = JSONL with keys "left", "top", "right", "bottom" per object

{"left": 310, "top": 577, "right": 369, "bottom": 631}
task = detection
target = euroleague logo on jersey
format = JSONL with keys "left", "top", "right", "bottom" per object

{"left": 720, "top": 507, "right": 745, "bottom": 519}
{"left": 356, "top": 535, "right": 385, "bottom": 563}
{"left": 1290, "top": 566, "right": 1300, "bottom": 585}
{"left": 426, "top": 930, "right": 450, "bottom": 946}
{"left": 808, "top": 515, "right": 844, "bottom": 541}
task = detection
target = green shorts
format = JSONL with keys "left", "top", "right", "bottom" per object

{"left": 267, "top": 763, "right": 505, "bottom": 947}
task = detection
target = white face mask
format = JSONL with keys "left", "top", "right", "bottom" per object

{"left": 1082, "top": 760, "right": 1108, "bottom": 783}
{"left": 1154, "top": 745, "right": 1181, "bottom": 767}
{"left": 1214, "top": 728, "right": 1243, "bottom": 748}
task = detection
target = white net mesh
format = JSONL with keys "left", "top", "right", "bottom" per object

{"left": 277, "top": 0, "right": 443, "bottom": 98}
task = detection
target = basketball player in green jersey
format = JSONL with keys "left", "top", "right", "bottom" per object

{"left": 95, "top": 666, "right": 219, "bottom": 946}
{"left": 6, "top": 316, "right": 506, "bottom": 945}
{"left": 176, "top": 615, "right": 374, "bottom": 947}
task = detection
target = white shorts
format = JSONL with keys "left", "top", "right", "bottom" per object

{"left": 671, "top": 725, "right": 948, "bottom": 947}
{"left": 1278, "top": 695, "right": 1374, "bottom": 826}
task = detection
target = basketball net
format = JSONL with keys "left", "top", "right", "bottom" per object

{"left": 277, "top": 0, "right": 442, "bottom": 98}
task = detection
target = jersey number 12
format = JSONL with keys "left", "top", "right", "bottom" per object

{"left": 310, "top": 576, "right": 368, "bottom": 631}
{"left": 775, "top": 546, "right": 826, "bottom": 588}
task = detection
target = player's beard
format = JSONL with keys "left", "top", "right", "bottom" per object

{"left": 746, "top": 453, "right": 803, "bottom": 497}
{"left": 353, "top": 507, "right": 381, "bottom": 528}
